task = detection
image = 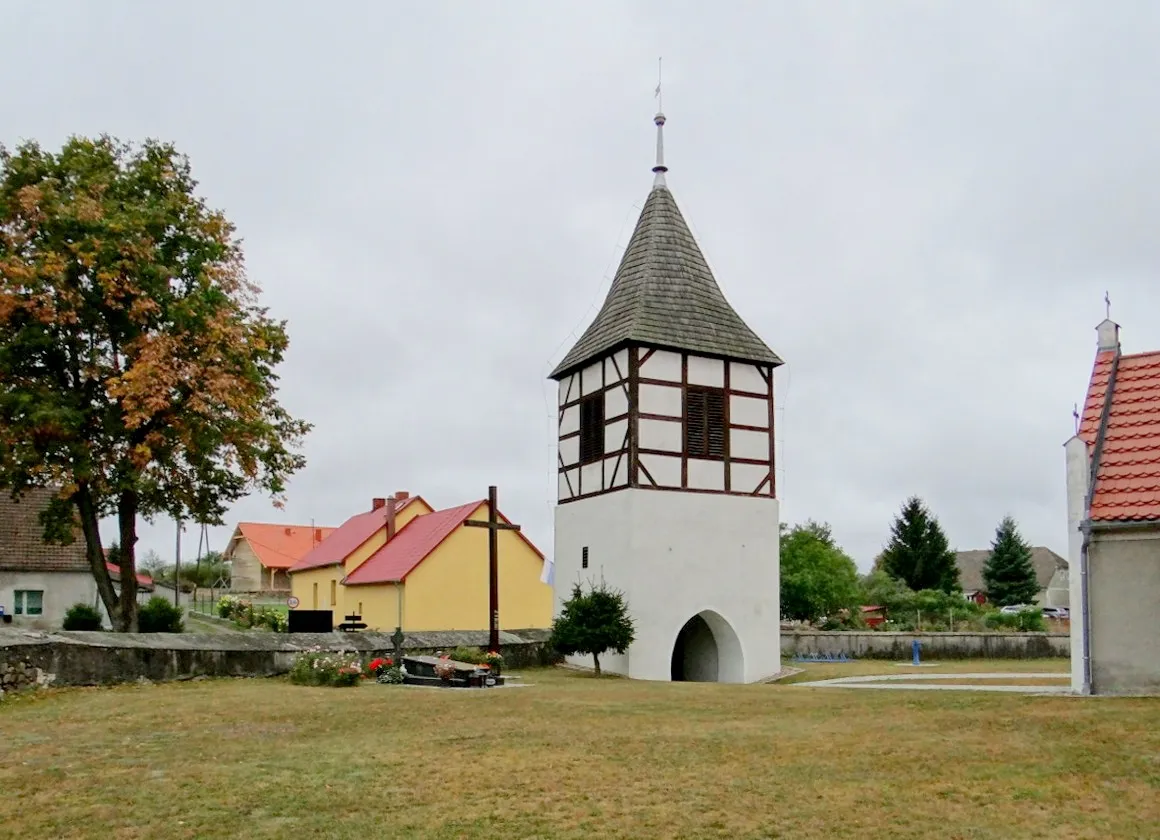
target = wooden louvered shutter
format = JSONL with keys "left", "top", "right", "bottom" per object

{"left": 705, "top": 390, "right": 725, "bottom": 458}
{"left": 579, "top": 393, "right": 605, "bottom": 464}
{"left": 685, "top": 386, "right": 726, "bottom": 460}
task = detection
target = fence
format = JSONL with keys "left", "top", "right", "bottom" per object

{"left": 189, "top": 588, "right": 290, "bottom": 620}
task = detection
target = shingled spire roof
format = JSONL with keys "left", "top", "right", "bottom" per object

{"left": 550, "top": 112, "right": 782, "bottom": 380}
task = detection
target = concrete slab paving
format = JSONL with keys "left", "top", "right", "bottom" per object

{"left": 795, "top": 672, "right": 1071, "bottom": 695}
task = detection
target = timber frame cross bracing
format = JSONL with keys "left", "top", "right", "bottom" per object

{"left": 556, "top": 345, "right": 776, "bottom": 502}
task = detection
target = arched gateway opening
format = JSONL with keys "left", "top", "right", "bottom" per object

{"left": 670, "top": 610, "right": 745, "bottom": 683}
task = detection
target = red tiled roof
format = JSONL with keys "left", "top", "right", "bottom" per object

{"left": 289, "top": 497, "right": 422, "bottom": 573}
{"left": 233, "top": 523, "right": 336, "bottom": 570}
{"left": 106, "top": 561, "right": 154, "bottom": 589}
{"left": 1079, "top": 348, "right": 1160, "bottom": 522}
{"left": 344, "top": 499, "right": 545, "bottom": 585}
{"left": 344, "top": 500, "right": 484, "bottom": 586}
{"left": 0, "top": 487, "right": 88, "bottom": 573}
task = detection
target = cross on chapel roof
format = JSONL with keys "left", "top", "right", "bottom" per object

{"left": 550, "top": 111, "right": 782, "bottom": 380}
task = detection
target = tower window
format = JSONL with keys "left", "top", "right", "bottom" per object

{"left": 685, "top": 386, "right": 726, "bottom": 459}
{"left": 582, "top": 546, "right": 589, "bottom": 569}
{"left": 579, "top": 392, "right": 605, "bottom": 464}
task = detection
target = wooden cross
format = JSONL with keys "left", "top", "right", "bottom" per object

{"left": 464, "top": 485, "right": 521, "bottom": 653}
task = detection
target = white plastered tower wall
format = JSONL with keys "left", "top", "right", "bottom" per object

{"left": 553, "top": 487, "right": 780, "bottom": 682}
{"left": 548, "top": 109, "right": 784, "bottom": 684}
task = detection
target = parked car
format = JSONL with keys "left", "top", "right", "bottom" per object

{"left": 999, "top": 604, "right": 1034, "bottom": 614}
{"left": 1041, "top": 606, "right": 1070, "bottom": 620}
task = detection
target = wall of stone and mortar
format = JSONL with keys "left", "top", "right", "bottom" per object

{"left": 0, "top": 628, "right": 1069, "bottom": 691}
{"left": 0, "top": 628, "right": 556, "bottom": 688}
{"left": 781, "top": 631, "right": 1069, "bottom": 659}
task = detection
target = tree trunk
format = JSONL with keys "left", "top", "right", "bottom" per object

{"left": 592, "top": 651, "right": 601, "bottom": 677}
{"left": 116, "top": 490, "right": 140, "bottom": 632}
{"left": 74, "top": 484, "right": 121, "bottom": 629}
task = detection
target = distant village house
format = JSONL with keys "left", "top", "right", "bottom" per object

{"left": 954, "top": 547, "right": 1069, "bottom": 607}
{"left": 223, "top": 521, "right": 334, "bottom": 593}
{"left": 288, "top": 492, "right": 552, "bottom": 633}
{"left": 1, "top": 487, "right": 151, "bottom": 629}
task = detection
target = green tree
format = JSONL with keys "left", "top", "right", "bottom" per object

{"left": 0, "top": 136, "right": 310, "bottom": 631}
{"left": 779, "top": 520, "right": 860, "bottom": 622}
{"left": 982, "top": 516, "right": 1040, "bottom": 606}
{"left": 879, "top": 497, "right": 961, "bottom": 594}
{"left": 549, "top": 580, "right": 636, "bottom": 676}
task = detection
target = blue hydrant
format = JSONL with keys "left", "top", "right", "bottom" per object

{"left": 911, "top": 639, "right": 922, "bottom": 666}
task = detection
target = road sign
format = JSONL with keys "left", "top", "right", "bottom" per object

{"left": 287, "top": 596, "right": 300, "bottom": 609}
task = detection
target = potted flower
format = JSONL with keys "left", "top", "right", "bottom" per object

{"left": 434, "top": 660, "right": 456, "bottom": 683}
{"left": 484, "top": 650, "right": 503, "bottom": 676}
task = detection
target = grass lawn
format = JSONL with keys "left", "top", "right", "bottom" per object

{"left": 2, "top": 662, "right": 1157, "bottom": 839}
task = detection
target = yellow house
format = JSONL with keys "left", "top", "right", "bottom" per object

{"left": 289, "top": 493, "right": 431, "bottom": 618}
{"left": 288, "top": 492, "right": 552, "bottom": 632}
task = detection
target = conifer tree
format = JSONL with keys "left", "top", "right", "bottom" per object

{"left": 982, "top": 516, "right": 1040, "bottom": 606}
{"left": 879, "top": 496, "right": 961, "bottom": 594}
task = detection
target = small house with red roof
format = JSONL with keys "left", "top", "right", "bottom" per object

{"left": 288, "top": 492, "right": 552, "bottom": 632}
{"left": 1065, "top": 317, "right": 1160, "bottom": 696}
{"left": 223, "top": 521, "right": 336, "bottom": 592}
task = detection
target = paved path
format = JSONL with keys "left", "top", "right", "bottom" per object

{"left": 795, "top": 672, "right": 1071, "bottom": 694}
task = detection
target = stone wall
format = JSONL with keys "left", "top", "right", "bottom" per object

{"left": 0, "top": 627, "right": 557, "bottom": 687}
{"left": 782, "top": 631, "right": 1070, "bottom": 659}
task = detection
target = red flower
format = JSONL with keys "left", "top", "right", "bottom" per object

{"left": 368, "top": 657, "right": 389, "bottom": 672}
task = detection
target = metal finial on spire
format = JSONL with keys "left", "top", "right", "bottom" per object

{"left": 1073, "top": 402, "right": 1080, "bottom": 434}
{"left": 652, "top": 57, "right": 667, "bottom": 189}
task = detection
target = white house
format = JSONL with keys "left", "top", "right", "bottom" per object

{"left": 548, "top": 110, "right": 782, "bottom": 683}
{"left": 0, "top": 487, "right": 96, "bottom": 629}
{"left": 0, "top": 487, "right": 153, "bottom": 630}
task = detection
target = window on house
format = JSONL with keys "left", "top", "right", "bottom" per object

{"left": 14, "top": 590, "right": 44, "bottom": 616}
{"left": 330, "top": 580, "right": 337, "bottom": 608}
{"left": 579, "top": 392, "right": 605, "bottom": 464}
{"left": 685, "top": 387, "right": 726, "bottom": 459}
{"left": 582, "top": 546, "right": 589, "bottom": 569}
{"left": 313, "top": 582, "right": 319, "bottom": 610}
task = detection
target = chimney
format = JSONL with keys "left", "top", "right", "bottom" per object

{"left": 372, "top": 497, "right": 386, "bottom": 511}
{"left": 314, "top": 528, "right": 322, "bottom": 543}
{"left": 284, "top": 527, "right": 292, "bottom": 536}
{"left": 386, "top": 495, "right": 398, "bottom": 540}
{"left": 395, "top": 491, "right": 409, "bottom": 500}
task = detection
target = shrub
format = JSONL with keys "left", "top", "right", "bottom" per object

{"left": 62, "top": 603, "right": 103, "bottom": 631}
{"left": 288, "top": 648, "right": 363, "bottom": 687}
{"left": 216, "top": 594, "right": 240, "bottom": 619}
{"left": 449, "top": 646, "right": 488, "bottom": 665}
{"left": 984, "top": 609, "right": 1046, "bottom": 633}
{"left": 377, "top": 666, "right": 405, "bottom": 684}
{"left": 252, "top": 606, "right": 287, "bottom": 633}
{"left": 138, "top": 596, "right": 185, "bottom": 633}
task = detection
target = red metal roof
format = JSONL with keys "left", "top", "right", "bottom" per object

{"left": 234, "top": 522, "right": 336, "bottom": 570}
{"left": 1079, "top": 348, "right": 1160, "bottom": 522}
{"left": 289, "top": 496, "right": 421, "bottom": 573}
{"left": 343, "top": 501, "right": 484, "bottom": 586}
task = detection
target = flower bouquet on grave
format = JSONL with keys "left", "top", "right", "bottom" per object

{"left": 484, "top": 651, "right": 504, "bottom": 676}
{"left": 434, "top": 660, "right": 457, "bottom": 682}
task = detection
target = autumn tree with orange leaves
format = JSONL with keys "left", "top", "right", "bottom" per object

{"left": 0, "top": 136, "right": 310, "bottom": 631}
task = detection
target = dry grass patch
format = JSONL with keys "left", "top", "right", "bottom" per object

{"left": 1, "top": 665, "right": 1156, "bottom": 839}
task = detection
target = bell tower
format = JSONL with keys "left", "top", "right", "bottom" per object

{"left": 549, "top": 108, "right": 783, "bottom": 683}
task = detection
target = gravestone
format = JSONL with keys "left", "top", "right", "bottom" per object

{"left": 402, "top": 655, "right": 503, "bottom": 689}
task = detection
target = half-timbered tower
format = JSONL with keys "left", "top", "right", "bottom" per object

{"left": 549, "top": 110, "right": 783, "bottom": 683}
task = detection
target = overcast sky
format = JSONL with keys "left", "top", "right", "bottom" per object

{"left": 3, "top": 1, "right": 1159, "bottom": 571}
